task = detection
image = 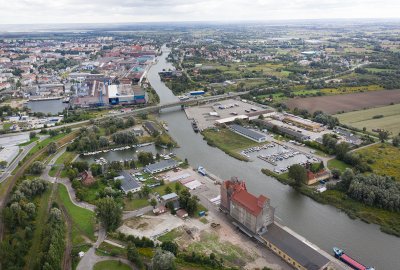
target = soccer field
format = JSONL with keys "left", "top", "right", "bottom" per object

{"left": 335, "top": 103, "right": 400, "bottom": 136}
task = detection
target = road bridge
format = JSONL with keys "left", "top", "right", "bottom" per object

{"left": 117, "top": 91, "right": 249, "bottom": 116}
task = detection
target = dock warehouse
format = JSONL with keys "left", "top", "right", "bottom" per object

{"left": 144, "top": 159, "right": 179, "bottom": 174}
{"left": 229, "top": 124, "right": 268, "bottom": 142}
{"left": 260, "top": 223, "right": 330, "bottom": 270}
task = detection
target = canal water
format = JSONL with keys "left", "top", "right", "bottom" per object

{"left": 149, "top": 45, "right": 400, "bottom": 270}
{"left": 26, "top": 99, "right": 68, "bottom": 114}
{"left": 78, "top": 144, "right": 171, "bottom": 163}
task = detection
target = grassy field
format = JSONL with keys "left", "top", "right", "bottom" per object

{"left": 201, "top": 127, "right": 260, "bottom": 161}
{"left": 335, "top": 103, "right": 400, "bottom": 136}
{"left": 320, "top": 84, "right": 383, "bottom": 95}
{"left": 96, "top": 241, "right": 126, "bottom": 257}
{"left": 158, "top": 228, "right": 183, "bottom": 242}
{"left": 57, "top": 184, "right": 96, "bottom": 240}
{"left": 55, "top": 151, "right": 77, "bottom": 165}
{"left": 93, "top": 260, "right": 132, "bottom": 270}
{"left": 186, "top": 232, "right": 253, "bottom": 268}
{"left": 18, "top": 136, "right": 39, "bottom": 146}
{"left": 28, "top": 133, "right": 69, "bottom": 156}
{"left": 356, "top": 143, "right": 400, "bottom": 180}
{"left": 327, "top": 158, "right": 352, "bottom": 172}
{"left": 123, "top": 197, "right": 150, "bottom": 211}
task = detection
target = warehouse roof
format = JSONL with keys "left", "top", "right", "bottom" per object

{"left": 230, "top": 124, "right": 267, "bottom": 141}
{"left": 261, "top": 224, "right": 329, "bottom": 270}
{"left": 144, "top": 159, "right": 179, "bottom": 173}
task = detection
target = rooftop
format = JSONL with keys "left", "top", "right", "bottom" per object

{"left": 145, "top": 159, "right": 179, "bottom": 173}
{"left": 230, "top": 124, "right": 267, "bottom": 141}
{"left": 231, "top": 189, "right": 268, "bottom": 216}
{"left": 261, "top": 224, "right": 329, "bottom": 270}
{"left": 161, "top": 192, "right": 179, "bottom": 201}
{"left": 117, "top": 171, "right": 141, "bottom": 192}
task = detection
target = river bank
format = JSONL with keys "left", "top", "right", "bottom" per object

{"left": 147, "top": 45, "right": 400, "bottom": 270}
{"left": 262, "top": 168, "right": 400, "bottom": 237}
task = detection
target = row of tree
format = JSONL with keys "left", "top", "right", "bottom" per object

{"left": 37, "top": 207, "right": 66, "bottom": 270}
{"left": 0, "top": 179, "right": 49, "bottom": 269}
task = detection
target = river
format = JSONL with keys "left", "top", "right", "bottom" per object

{"left": 146, "top": 45, "right": 400, "bottom": 270}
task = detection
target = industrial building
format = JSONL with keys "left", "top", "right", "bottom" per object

{"left": 220, "top": 178, "right": 274, "bottom": 234}
{"left": 229, "top": 124, "right": 268, "bottom": 142}
{"left": 144, "top": 159, "right": 179, "bottom": 174}
{"left": 260, "top": 224, "right": 330, "bottom": 270}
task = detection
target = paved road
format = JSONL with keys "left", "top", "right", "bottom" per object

{"left": 0, "top": 135, "right": 49, "bottom": 183}
{"left": 76, "top": 226, "right": 107, "bottom": 270}
{"left": 123, "top": 206, "right": 154, "bottom": 220}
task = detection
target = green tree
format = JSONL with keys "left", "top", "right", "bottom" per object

{"left": 47, "top": 142, "right": 58, "bottom": 154}
{"left": 95, "top": 197, "right": 122, "bottom": 232}
{"left": 127, "top": 242, "right": 143, "bottom": 268}
{"left": 29, "top": 131, "right": 36, "bottom": 139}
{"left": 288, "top": 164, "right": 307, "bottom": 186}
{"left": 392, "top": 136, "right": 400, "bottom": 147}
{"left": 152, "top": 248, "right": 176, "bottom": 270}
{"left": 160, "top": 241, "right": 178, "bottom": 256}
{"left": 150, "top": 198, "right": 157, "bottom": 208}
{"left": 174, "top": 182, "right": 181, "bottom": 193}
{"left": 30, "top": 161, "right": 45, "bottom": 175}
{"left": 165, "top": 186, "right": 172, "bottom": 194}
{"left": 378, "top": 130, "right": 390, "bottom": 143}
{"left": 335, "top": 142, "right": 350, "bottom": 160}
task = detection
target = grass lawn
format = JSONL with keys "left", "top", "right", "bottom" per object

{"left": 48, "top": 165, "right": 59, "bottom": 177}
{"left": 93, "top": 260, "right": 132, "bottom": 270}
{"left": 151, "top": 181, "right": 183, "bottom": 196}
{"left": 335, "top": 103, "right": 400, "bottom": 136}
{"left": 24, "top": 188, "right": 52, "bottom": 270}
{"left": 55, "top": 151, "right": 77, "bottom": 165}
{"left": 96, "top": 241, "right": 126, "bottom": 257}
{"left": 29, "top": 133, "right": 68, "bottom": 156}
{"left": 356, "top": 143, "right": 400, "bottom": 180}
{"left": 201, "top": 127, "right": 260, "bottom": 161}
{"left": 158, "top": 228, "right": 184, "bottom": 242}
{"left": 327, "top": 158, "right": 352, "bottom": 172}
{"left": 123, "top": 197, "right": 150, "bottom": 211}
{"left": 57, "top": 184, "right": 96, "bottom": 240}
{"left": 18, "top": 136, "right": 39, "bottom": 146}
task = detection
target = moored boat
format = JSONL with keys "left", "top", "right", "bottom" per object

{"left": 333, "top": 247, "right": 375, "bottom": 270}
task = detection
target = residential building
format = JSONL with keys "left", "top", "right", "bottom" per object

{"left": 114, "top": 171, "right": 141, "bottom": 193}
{"left": 161, "top": 192, "right": 180, "bottom": 210}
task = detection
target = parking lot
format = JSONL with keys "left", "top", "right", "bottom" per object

{"left": 240, "top": 142, "right": 321, "bottom": 174}
{"left": 185, "top": 99, "right": 267, "bottom": 130}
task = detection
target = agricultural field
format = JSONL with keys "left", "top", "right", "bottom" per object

{"left": 356, "top": 143, "right": 400, "bottom": 181}
{"left": 285, "top": 89, "right": 400, "bottom": 114}
{"left": 335, "top": 103, "right": 400, "bottom": 135}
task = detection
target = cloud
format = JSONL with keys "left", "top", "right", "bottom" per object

{"left": 0, "top": 0, "right": 399, "bottom": 24}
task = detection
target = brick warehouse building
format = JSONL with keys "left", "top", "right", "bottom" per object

{"left": 220, "top": 177, "right": 274, "bottom": 234}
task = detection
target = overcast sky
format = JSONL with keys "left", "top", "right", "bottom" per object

{"left": 0, "top": 0, "right": 399, "bottom": 24}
